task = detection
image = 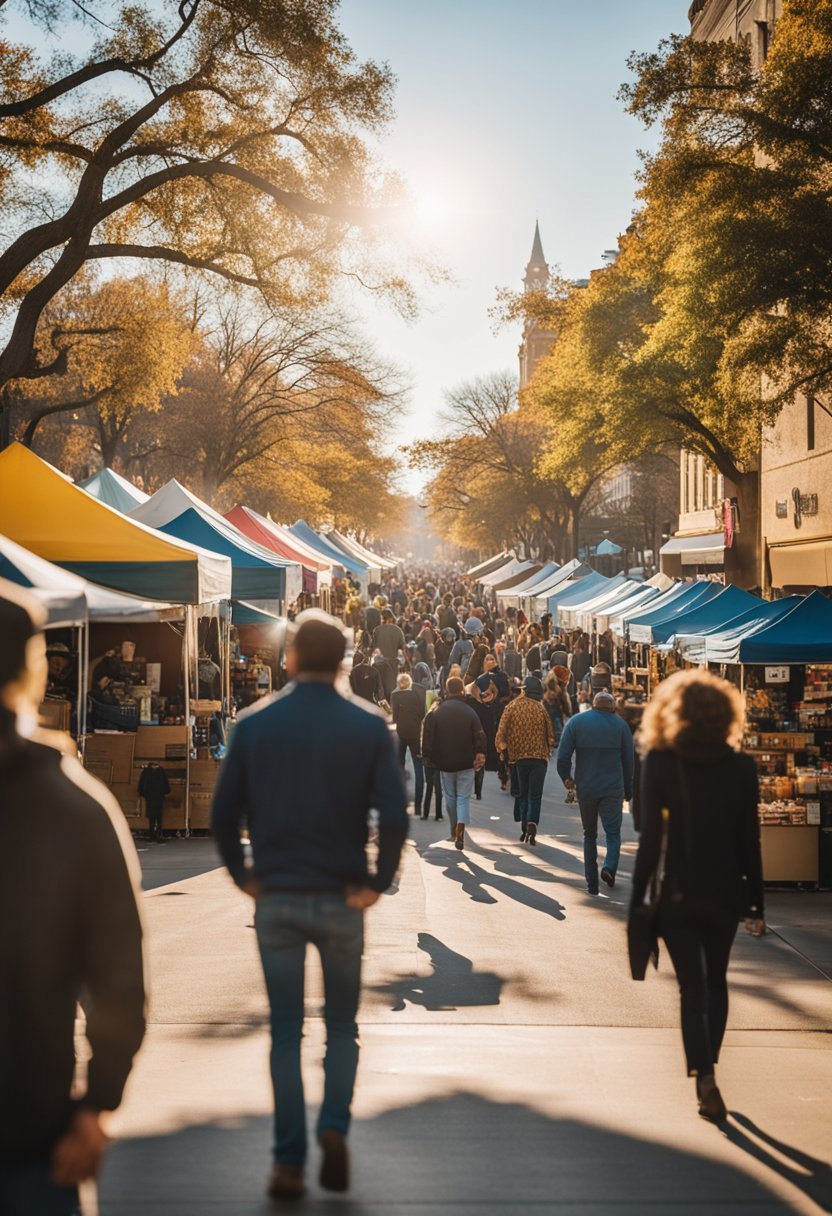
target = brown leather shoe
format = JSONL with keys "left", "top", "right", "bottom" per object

{"left": 267, "top": 1163, "right": 305, "bottom": 1199}
{"left": 454, "top": 823, "right": 465, "bottom": 850}
{"left": 319, "top": 1129, "right": 349, "bottom": 1192}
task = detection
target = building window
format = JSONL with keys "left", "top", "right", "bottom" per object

{"left": 756, "top": 20, "right": 770, "bottom": 62}
{"left": 807, "top": 395, "right": 815, "bottom": 451}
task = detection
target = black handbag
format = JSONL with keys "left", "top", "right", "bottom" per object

{"left": 627, "top": 805, "right": 668, "bottom": 981}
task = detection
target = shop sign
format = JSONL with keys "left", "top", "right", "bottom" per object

{"left": 765, "top": 666, "right": 790, "bottom": 683}
{"left": 791, "top": 487, "right": 818, "bottom": 529}
{"left": 806, "top": 802, "right": 821, "bottom": 826}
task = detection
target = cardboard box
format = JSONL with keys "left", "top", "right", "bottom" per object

{"left": 85, "top": 734, "right": 135, "bottom": 784}
{"left": 112, "top": 782, "right": 142, "bottom": 820}
{"left": 189, "top": 791, "right": 213, "bottom": 830}
{"left": 135, "top": 725, "right": 189, "bottom": 759}
{"left": 189, "top": 759, "right": 219, "bottom": 791}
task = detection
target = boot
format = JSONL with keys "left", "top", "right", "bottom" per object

{"left": 454, "top": 823, "right": 465, "bottom": 850}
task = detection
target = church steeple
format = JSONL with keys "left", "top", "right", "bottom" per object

{"left": 524, "top": 220, "right": 549, "bottom": 291}
{"left": 519, "top": 220, "right": 555, "bottom": 389}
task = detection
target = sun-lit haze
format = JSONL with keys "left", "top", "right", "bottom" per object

{"left": 337, "top": 0, "right": 683, "bottom": 490}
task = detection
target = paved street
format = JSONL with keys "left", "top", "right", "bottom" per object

{"left": 99, "top": 766, "right": 832, "bottom": 1215}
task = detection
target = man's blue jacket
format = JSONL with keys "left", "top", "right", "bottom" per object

{"left": 212, "top": 680, "right": 408, "bottom": 893}
{"left": 556, "top": 708, "right": 635, "bottom": 801}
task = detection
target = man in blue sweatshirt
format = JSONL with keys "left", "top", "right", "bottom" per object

{"left": 212, "top": 609, "right": 408, "bottom": 1201}
{"left": 556, "top": 690, "right": 634, "bottom": 895}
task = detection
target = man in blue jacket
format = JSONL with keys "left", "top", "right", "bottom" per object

{"left": 556, "top": 690, "right": 634, "bottom": 895}
{"left": 212, "top": 610, "right": 408, "bottom": 1201}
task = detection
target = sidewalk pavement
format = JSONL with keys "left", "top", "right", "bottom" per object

{"left": 96, "top": 762, "right": 832, "bottom": 1215}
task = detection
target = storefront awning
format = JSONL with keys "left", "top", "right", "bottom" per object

{"left": 660, "top": 532, "right": 725, "bottom": 566}
{"left": 768, "top": 539, "right": 832, "bottom": 589}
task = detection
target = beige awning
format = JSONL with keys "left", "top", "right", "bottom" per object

{"left": 768, "top": 539, "right": 832, "bottom": 588}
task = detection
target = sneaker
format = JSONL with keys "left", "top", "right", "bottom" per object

{"left": 526, "top": 823, "right": 537, "bottom": 847}
{"left": 601, "top": 867, "right": 615, "bottom": 888}
{"left": 267, "top": 1163, "right": 305, "bottom": 1199}
{"left": 435, "top": 813, "right": 444, "bottom": 821}
{"left": 319, "top": 1129, "right": 349, "bottom": 1192}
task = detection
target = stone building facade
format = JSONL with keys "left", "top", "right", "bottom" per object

{"left": 665, "top": 0, "right": 832, "bottom": 591}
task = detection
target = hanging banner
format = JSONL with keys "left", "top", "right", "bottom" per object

{"left": 723, "top": 497, "right": 734, "bottom": 549}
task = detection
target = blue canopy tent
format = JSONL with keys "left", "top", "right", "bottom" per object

{"left": 682, "top": 596, "right": 804, "bottom": 665}
{"left": 738, "top": 591, "right": 832, "bottom": 664}
{"left": 595, "top": 538, "right": 624, "bottom": 556}
{"left": 628, "top": 582, "right": 721, "bottom": 644}
{"left": 79, "top": 467, "right": 149, "bottom": 513}
{"left": 654, "top": 584, "right": 761, "bottom": 649}
{"left": 548, "top": 571, "right": 611, "bottom": 622}
{"left": 289, "top": 521, "right": 367, "bottom": 583}
{"left": 557, "top": 572, "right": 632, "bottom": 629}
{"left": 132, "top": 481, "right": 299, "bottom": 605}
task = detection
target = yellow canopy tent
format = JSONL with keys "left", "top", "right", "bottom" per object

{"left": 0, "top": 444, "right": 231, "bottom": 603}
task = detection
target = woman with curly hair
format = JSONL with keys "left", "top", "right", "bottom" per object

{"left": 630, "top": 669, "right": 764, "bottom": 1124}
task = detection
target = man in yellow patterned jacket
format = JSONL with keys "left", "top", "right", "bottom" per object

{"left": 495, "top": 675, "right": 555, "bottom": 846}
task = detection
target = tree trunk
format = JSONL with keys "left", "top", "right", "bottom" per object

{"left": 723, "top": 471, "right": 761, "bottom": 591}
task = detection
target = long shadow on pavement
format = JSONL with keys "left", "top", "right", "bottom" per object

{"left": 726, "top": 1111, "right": 832, "bottom": 1214}
{"left": 139, "top": 838, "right": 224, "bottom": 892}
{"left": 422, "top": 848, "right": 566, "bottom": 919}
{"left": 100, "top": 1091, "right": 829, "bottom": 1214}
{"left": 371, "top": 932, "right": 504, "bottom": 1012}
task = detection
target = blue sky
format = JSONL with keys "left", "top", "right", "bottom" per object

{"left": 337, "top": 0, "right": 686, "bottom": 485}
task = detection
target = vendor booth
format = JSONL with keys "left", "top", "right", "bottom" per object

{"left": 324, "top": 528, "right": 399, "bottom": 580}
{"left": 526, "top": 559, "right": 592, "bottom": 618}
{"left": 733, "top": 593, "right": 832, "bottom": 888}
{"left": 131, "top": 480, "right": 300, "bottom": 609}
{"left": 225, "top": 504, "right": 329, "bottom": 599}
{"left": 0, "top": 444, "right": 230, "bottom": 603}
{"left": 79, "top": 466, "right": 149, "bottom": 512}
{"left": 496, "top": 561, "right": 561, "bottom": 609}
{"left": 468, "top": 551, "right": 514, "bottom": 580}
{"left": 289, "top": 520, "right": 368, "bottom": 587}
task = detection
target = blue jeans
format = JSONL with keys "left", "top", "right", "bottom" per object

{"left": 441, "top": 769, "right": 475, "bottom": 828}
{"left": 0, "top": 1163, "right": 80, "bottom": 1215}
{"left": 578, "top": 796, "right": 623, "bottom": 889}
{"left": 398, "top": 737, "right": 424, "bottom": 810}
{"left": 513, "top": 758, "right": 548, "bottom": 825}
{"left": 255, "top": 892, "right": 363, "bottom": 1166}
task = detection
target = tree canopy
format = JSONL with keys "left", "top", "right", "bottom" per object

{"left": 0, "top": 0, "right": 406, "bottom": 399}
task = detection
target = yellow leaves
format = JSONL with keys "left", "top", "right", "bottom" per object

{"left": 21, "top": 273, "right": 196, "bottom": 423}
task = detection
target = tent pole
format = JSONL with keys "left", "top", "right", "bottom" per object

{"left": 80, "top": 619, "right": 90, "bottom": 759}
{"left": 183, "top": 604, "right": 192, "bottom": 838}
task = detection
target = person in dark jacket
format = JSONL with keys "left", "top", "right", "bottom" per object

{"left": 421, "top": 676, "right": 486, "bottom": 850}
{"left": 557, "top": 690, "right": 635, "bottom": 893}
{"left": 349, "top": 651, "right": 383, "bottom": 704}
{"left": 390, "top": 672, "right": 426, "bottom": 816}
{"left": 464, "top": 682, "right": 498, "bottom": 801}
{"left": 212, "top": 609, "right": 408, "bottom": 1199}
{"left": 0, "top": 581, "right": 145, "bottom": 1216}
{"left": 630, "top": 670, "right": 764, "bottom": 1124}
{"left": 138, "top": 761, "right": 170, "bottom": 842}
